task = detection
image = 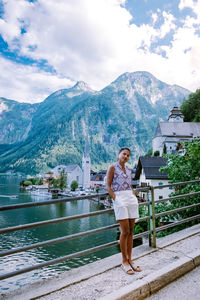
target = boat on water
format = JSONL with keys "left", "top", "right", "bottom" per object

{"left": 9, "top": 195, "right": 18, "bottom": 198}
{"left": 0, "top": 194, "right": 18, "bottom": 198}
{"left": 30, "top": 189, "right": 52, "bottom": 198}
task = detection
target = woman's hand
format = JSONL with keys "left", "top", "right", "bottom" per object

{"left": 132, "top": 189, "right": 136, "bottom": 196}
{"left": 112, "top": 192, "right": 116, "bottom": 200}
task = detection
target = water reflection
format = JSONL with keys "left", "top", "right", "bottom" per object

{"left": 0, "top": 175, "right": 118, "bottom": 292}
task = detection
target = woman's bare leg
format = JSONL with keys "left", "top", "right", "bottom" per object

{"left": 127, "top": 218, "right": 142, "bottom": 271}
{"left": 127, "top": 219, "right": 135, "bottom": 264}
{"left": 118, "top": 219, "right": 130, "bottom": 264}
{"left": 118, "top": 219, "right": 134, "bottom": 274}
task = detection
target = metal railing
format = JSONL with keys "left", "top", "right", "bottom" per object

{"left": 0, "top": 180, "right": 200, "bottom": 281}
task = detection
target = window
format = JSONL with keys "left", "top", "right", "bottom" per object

{"left": 159, "top": 196, "right": 163, "bottom": 199}
{"left": 76, "top": 176, "right": 79, "bottom": 182}
{"left": 158, "top": 182, "right": 163, "bottom": 186}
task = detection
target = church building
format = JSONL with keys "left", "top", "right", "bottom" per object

{"left": 152, "top": 106, "right": 200, "bottom": 156}
{"left": 51, "top": 138, "right": 91, "bottom": 189}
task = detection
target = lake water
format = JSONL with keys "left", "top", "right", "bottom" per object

{"left": 0, "top": 175, "right": 118, "bottom": 292}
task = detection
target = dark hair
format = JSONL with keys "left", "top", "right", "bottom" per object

{"left": 118, "top": 147, "right": 131, "bottom": 154}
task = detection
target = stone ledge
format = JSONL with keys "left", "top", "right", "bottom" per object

{"left": 1, "top": 224, "right": 200, "bottom": 300}
{"left": 98, "top": 251, "right": 200, "bottom": 300}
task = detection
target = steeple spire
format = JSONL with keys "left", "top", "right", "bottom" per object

{"left": 84, "top": 135, "right": 90, "bottom": 158}
{"left": 82, "top": 136, "right": 91, "bottom": 189}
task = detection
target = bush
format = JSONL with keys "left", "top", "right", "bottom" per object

{"left": 71, "top": 180, "right": 78, "bottom": 191}
{"left": 154, "top": 150, "right": 160, "bottom": 156}
{"left": 23, "top": 180, "right": 33, "bottom": 186}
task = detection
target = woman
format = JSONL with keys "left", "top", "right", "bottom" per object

{"left": 106, "top": 147, "right": 141, "bottom": 275}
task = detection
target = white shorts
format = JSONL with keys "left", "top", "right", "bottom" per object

{"left": 113, "top": 190, "right": 139, "bottom": 221}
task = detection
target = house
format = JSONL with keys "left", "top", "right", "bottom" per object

{"left": 134, "top": 157, "right": 172, "bottom": 201}
{"left": 52, "top": 164, "right": 83, "bottom": 188}
{"left": 152, "top": 106, "right": 200, "bottom": 156}
{"left": 90, "top": 170, "right": 107, "bottom": 188}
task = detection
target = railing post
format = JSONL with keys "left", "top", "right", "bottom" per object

{"left": 147, "top": 186, "right": 157, "bottom": 248}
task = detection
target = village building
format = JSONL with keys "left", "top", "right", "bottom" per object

{"left": 134, "top": 157, "right": 172, "bottom": 201}
{"left": 52, "top": 164, "right": 83, "bottom": 188}
{"left": 49, "top": 138, "right": 91, "bottom": 189}
{"left": 152, "top": 106, "right": 200, "bottom": 156}
{"left": 90, "top": 170, "right": 107, "bottom": 189}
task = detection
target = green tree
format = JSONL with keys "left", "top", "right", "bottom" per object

{"left": 145, "top": 148, "right": 153, "bottom": 157}
{"left": 52, "top": 178, "right": 60, "bottom": 189}
{"left": 181, "top": 89, "right": 200, "bottom": 122}
{"left": 29, "top": 177, "right": 44, "bottom": 185}
{"left": 52, "top": 170, "right": 67, "bottom": 190}
{"left": 59, "top": 169, "right": 67, "bottom": 191}
{"left": 71, "top": 180, "right": 78, "bottom": 191}
{"left": 163, "top": 144, "right": 167, "bottom": 155}
{"left": 23, "top": 180, "right": 32, "bottom": 186}
{"left": 154, "top": 150, "right": 160, "bottom": 156}
{"left": 161, "top": 139, "right": 200, "bottom": 182}
{"left": 158, "top": 139, "right": 200, "bottom": 233}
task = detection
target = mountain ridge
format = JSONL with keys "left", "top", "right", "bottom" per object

{"left": 0, "top": 71, "right": 191, "bottom": 174}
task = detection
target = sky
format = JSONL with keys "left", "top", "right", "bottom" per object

{"left": 0, "top": 0, "right": 200, "bottom": 103}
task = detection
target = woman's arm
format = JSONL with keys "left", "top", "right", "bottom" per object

{"left": 106, "top": 165, "right": 116, "bottom": 200}
{"left": 131, "top": 169, "right": 136, "bottom": 196}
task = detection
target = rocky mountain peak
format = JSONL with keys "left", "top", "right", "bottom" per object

{"left": 72, "top": 81, "right": 94, "bottom": 92}
{"left": 0, "top": 71, "right": 191, "bottom": 174}
{"left": 105, "top": 71, "right": 190, "bottom": 105}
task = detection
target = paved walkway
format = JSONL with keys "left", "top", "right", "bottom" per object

{"left": 146, "top": 266, "right": 200, "bottom": 300}
{"left": 1, "top": 224, "right": 200, "bottom": 300}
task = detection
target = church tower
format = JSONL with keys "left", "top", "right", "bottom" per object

{"left": 82, "top": 137, "right": 91, "bottom": 189}
{"left": 168, "top": 106, "right": 184, "bottom": 122}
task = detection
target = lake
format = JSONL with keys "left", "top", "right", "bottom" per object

{"left": 0, "top": 175, "right": 118, "bottom": 292}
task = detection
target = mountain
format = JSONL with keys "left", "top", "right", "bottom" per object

{"left": 0, "top": 72, "right": 190, "bottom": 174}
{"left": 0, "top": 97, "right": 39, "bottom": 144}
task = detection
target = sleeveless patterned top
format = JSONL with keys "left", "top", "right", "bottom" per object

{"left": 111, "top": 162, "right": 132, "bottom": 191}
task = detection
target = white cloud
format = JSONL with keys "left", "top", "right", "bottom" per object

{"left": 0, "top": 56, "right": 75, "bottom": 102}
{"left": 0, "top": 0, "right": 200, "bottom": 103}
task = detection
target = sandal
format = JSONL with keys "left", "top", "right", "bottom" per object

{"left": 129, "top": 262, "right": 142, "bottom": 272}
{"left": 121, "top": 263, "right": 134, "bottom": 275}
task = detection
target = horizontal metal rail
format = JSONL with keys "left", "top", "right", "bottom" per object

{"left": 0, "top": 229, "right": 152, "bottom": 281}
{"left": 0, "top": 224, "right": 119, "bottom": 257}
{"left": 0, "top": 188, "right": 151, "bottom": 212}
{"left": 0, "top": 193, "right": 108, "bottom": 211}
{"left": 0, "top": 218, "right": 151, "bottom": 258}
{"left": 0, "top": 179, "right": 199, "bottom": 281}
{"left": 0, "top": 241, "right": 119, "bottom": 281}
{"left": 153, "top": 179, "right": 200, "bottom": 190}
{"left": 156, "top": 214, "right": 200, "bottom": 232}
{"left": 138, "top": 201, "right": 150, "bottom": 206}
{"left": 155, "top": 203, "right": 200, "bottom": 218}
{"left": 154, "top": 191, "right": 200, "bottom": 204}
{"left": 0, "top": 208, "right": 113, "bottom": 234}
{"left": 0, "top": 205, "right": 151, "bottom": 235}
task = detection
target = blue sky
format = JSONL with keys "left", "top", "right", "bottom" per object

{"left": 0, "top": 0, "right": 200, "bottom": 103}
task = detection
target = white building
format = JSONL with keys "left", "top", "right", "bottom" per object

{"left": 52, "top": 164, "right": 83, "bottom": 188}
{"left": 82, "top": 137, "right": 91, "bottom": 189}
{"left": 134, "top": 157, "right": 172, "bottom": 201}
{"left": 152, "top": 106, "right": 200, "bottom": 156}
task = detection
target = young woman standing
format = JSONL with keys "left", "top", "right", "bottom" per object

{"left": 106, "top": 148, "right": 141, "bottom": 275}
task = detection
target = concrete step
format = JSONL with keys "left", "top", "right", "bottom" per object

{"left": 1, "top": 224, "right": 200, "bottom": 300}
